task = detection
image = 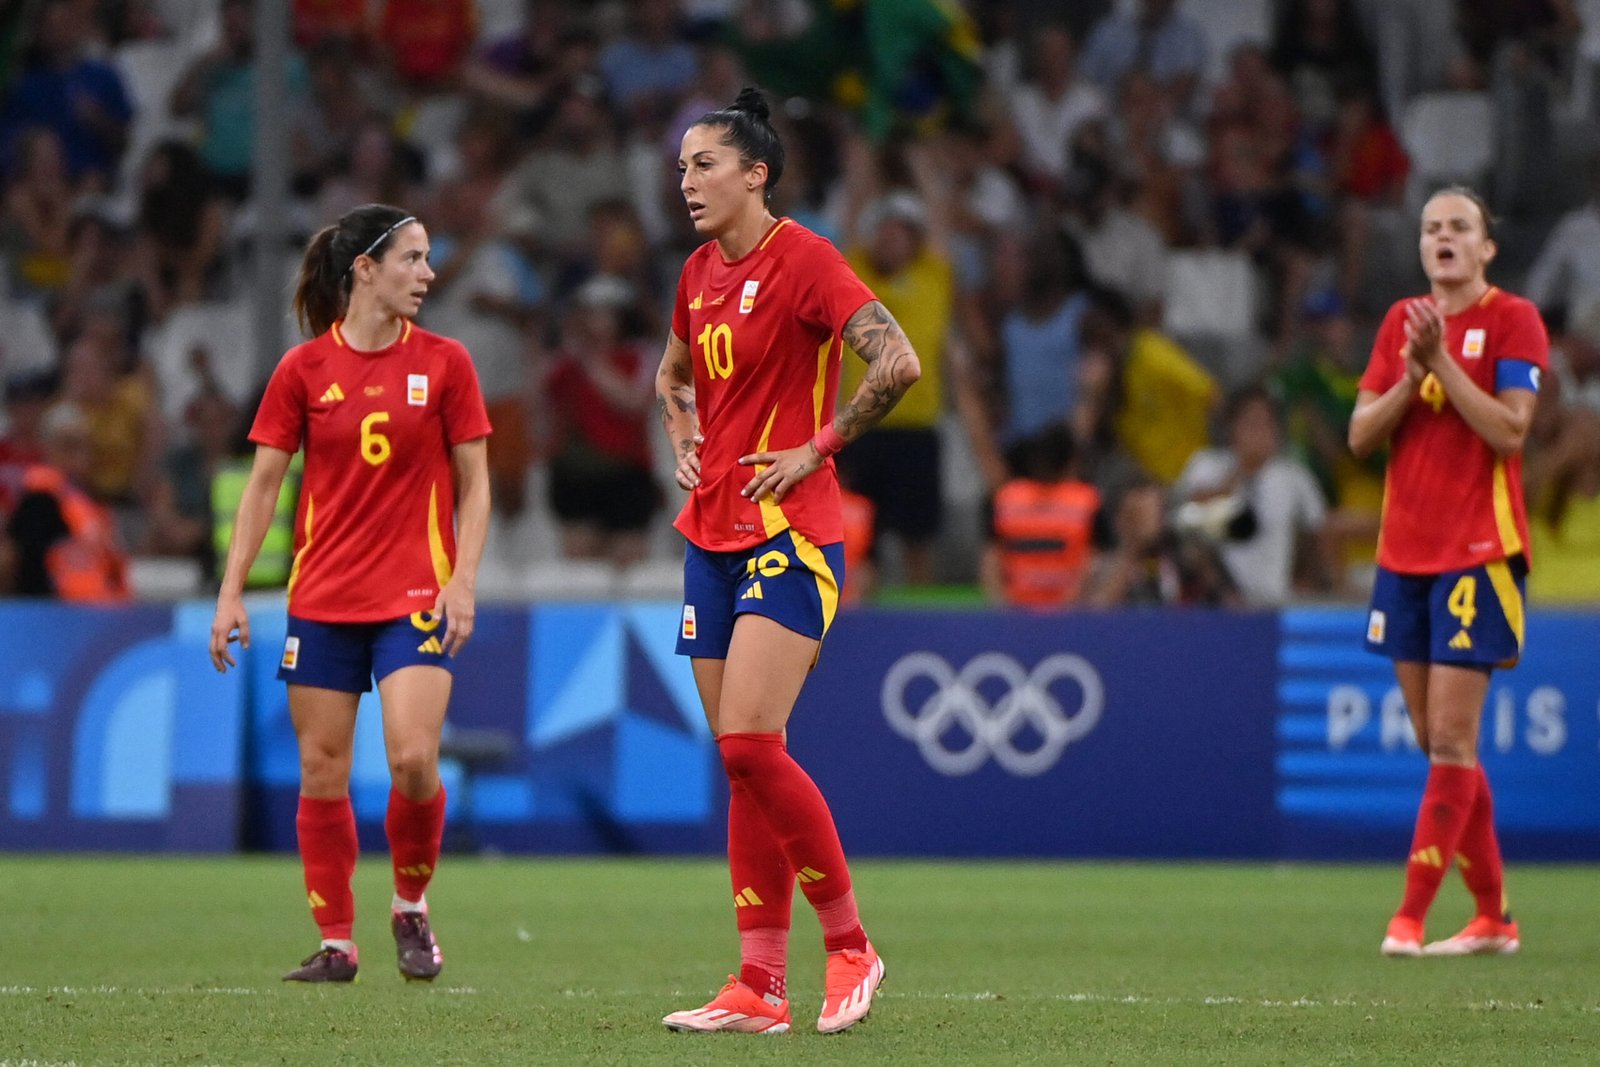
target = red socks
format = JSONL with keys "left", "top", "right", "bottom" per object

{"left": 386, "top": 785, "right": 447, "bottom": 904}
{"left": 296, "top": 795, "right": 358, "bottom": 940}
{"left": 1397, "top": 763, "right": 1478, "bottom": 922}
{"left": 718, "top": 733, "right": 868, "bottom": 954}
{"left": 729, "top": 779, "right": 794, "bottom": 998}
{"left": 1455, "top": 764, "right": 1509, "bottom": 919}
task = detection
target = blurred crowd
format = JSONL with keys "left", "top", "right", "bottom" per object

{"left": 1, "top": 0, "right": 1598, "bottom": 608}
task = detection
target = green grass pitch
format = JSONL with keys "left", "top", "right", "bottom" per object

{"left": 3, "top": 856, "right": 1597, "bottom": 1065}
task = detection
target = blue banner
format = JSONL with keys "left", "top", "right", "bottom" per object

{"left": 0, "top": 602, "right": 244, "bottom": 850}
{"left": 1277, "top": 608, "right": 1600, "bottom": 859}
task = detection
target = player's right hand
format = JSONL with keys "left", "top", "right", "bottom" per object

{"left": 674, "top": 433, "right": 704, "bottom": 490}
{"left": 210, "top": 596, "right": 250, "bottom": 673}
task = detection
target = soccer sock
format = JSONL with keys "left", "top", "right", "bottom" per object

{"left": 815, "top": 889, "right": 865, "bottom": 955}
{"left": 296, "top": 795, "right": 358, "bottom": 941}
{"left": 1397, "top": 763, "right": 1479, "bottom": 923}
{"left": 729, "top": 779, "right": 794, "bottom": 1000}
{"left": 385, "top": 785, "right": 447, "bottom": 905}
{"left": 1455, "top": 764, "right": 1509, "bottom": 920}
{"left": 717, "top": 732, "right": 868, "bottom": 953}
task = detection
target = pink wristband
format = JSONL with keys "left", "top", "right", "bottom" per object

{"left": 810, "top": 424, "right": 847, "bottom": 458}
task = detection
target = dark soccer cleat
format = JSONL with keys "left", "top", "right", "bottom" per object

{"left": 392, "top": 910, "right": 443, "bottom": 981}
{"left": 283, "top": 946, "right": 359, "bottom": 983}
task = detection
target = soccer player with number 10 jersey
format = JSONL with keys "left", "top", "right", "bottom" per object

{"left": 656, "top": 88, "right": 922, "bottom": 1035}
{"left": 1350, "top": 186, "right": 1547, "bottom": 959}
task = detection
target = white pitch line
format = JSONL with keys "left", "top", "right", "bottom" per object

{"left": 0, "top": 985, "right": 477, "bottom": 997}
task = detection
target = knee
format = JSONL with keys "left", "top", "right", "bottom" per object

{"left": 389, "top": 746, "right": 440, "bottom": 794}
{"left": 1428, "top": 738, "right": 1474, "bottom": 765}
{"left": 717, "top": 733, "right": 781, "bottom": 783}
{"left": 299, "top": 743, "right": 352, "bottom": 793}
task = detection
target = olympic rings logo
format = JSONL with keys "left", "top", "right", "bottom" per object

{"left": 880, "top": 652, "right": 1104, "bottom": 777}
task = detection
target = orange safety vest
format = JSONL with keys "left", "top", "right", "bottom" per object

{"left": 993, "top": 478, "right": 1100, "bottom": 608}
{"left": 20, "top": 465, "right": 131, "bottom": 603}
{"left": 839, "top": 489, "right": 876, "bottom": 605}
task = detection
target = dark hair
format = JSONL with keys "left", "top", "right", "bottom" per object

{"left": 691, "top": 86, "right": 785, "bottom": 201}
{"left": 1224, "top": 383, "right": 1279, "bottom": 427}
{"left": 1007, "top": 422, "right": 1078, "bottom": 481}
{"left": 292, "top": 203, "right": 415, "bottom": 336}
{"left": 1426, "top": 184, "right": 1497, "bottom": 242}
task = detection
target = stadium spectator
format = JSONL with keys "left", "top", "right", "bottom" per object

{"left": 1, "top": 127, "right": 77, "bottom": 301}
{"left": 992, "top": 226, "right": 1091, "bottom": 450}
{"left": 656, "top": 88, "right": 917, "bottom": 1035}
{"left": 1326, "top": 78, "right": 1409, "bottom": 309}
{"left": 314, "top": 119, "right": 423, "bottom": 228}
{"left": 1546, "top": 300, "right": 1600, "bottom": 413}
{"left": 172, "top": 0, "right": 310, "bottom": 200}
{"left": 980, "top": 422, "right": 1101, "bottom": 609}
{"left": 838, "top": 473, "right": 877, "bottom": 605}
{"left": 51, "top": 204, "right": 141, "bottom": 345}
{"left": 1524, "top": 373, "right": 1600, "bottom": 602}
{"left": 597, "top": 0, "right": 697, "bottom": 123}
{"left": 1079, "top": 0, "right": 1208, "bottom": 115}
{"left": 51, "top": 330, "right": 156, "bottom": 506}
{"left": 1172, "top": 384, "right": 1331, "bottom": 606}
{"left": 542, "top": 274, "right": 659, "bottom": 567}
{"left": 1351, "top": 186, "right": 1545, "bottom": 959}
{"left": 1067, "top": 170, "right": 1170, "bottom": 327}
{"left": 462, "top": 1, "right": 582, "bottom": 135}
{"left": 133, "top": 141, "right": 229, "bottom": 321}
{"left": 291, "top": 40, "right": 378, "bottom": 197}
{"left": 836, "top": 140, "right": 955, "bottom": 586}
{"left": 1007, "top": 23, "right": 1107, "bottom": 200}
{"left": 1523, "top": 169, "right": 1600, "bottom": 318}
{"left": 1, "top": 400, "right": 131, "bottom": 601}
{"left": 1079, "top": 476, "right": 1237, "bottom": 607}
{"left": 292, "top": 0, "right": 369, "bottom": 50}
{"left": 139, "top": 385, "right": 237, "bottom": 573}
{"left": 0, "top": 0, "right": 131, "bottom": 187}
{"left": 0, "top": 371, "right": 55, "bottom": 470}
{"left": 377, "top": 0, "right": 476, "bottom": 91}
{"left": 1269, "top": 0, "right": 1376, "bottom": 130}
{"left": 209, "top": 204, "right": 492, "bottom": 984}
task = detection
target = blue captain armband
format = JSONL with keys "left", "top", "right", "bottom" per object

{"left": 1496, "top": 359, "right": 1541, "bottom": 392}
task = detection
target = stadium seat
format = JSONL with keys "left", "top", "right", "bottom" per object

{"left": 127, "top": 556, "right": 204, "bottom": 599}
{"left": 1188, "top": 0, "right": 1273, "bottom": 87}
{"left": 1398, "top": 91, "right": 1494, "bottom": 213}
{"left": 143, "top": 301, "right": 257, "bottom": 423}
{"left": 0, "top": 299, "right": 58, "bottom": 378}
{"left": 113, "top": 39, "right": 202, "bottom": 191}
{"left": 1163, "top": 249, "right": 1257, "bottom": 339}
{"left": 616, "top": 559, "right": 684, "bottom": 601}
{"left": 518, "top": 559, "right": 621, "bottom": 600}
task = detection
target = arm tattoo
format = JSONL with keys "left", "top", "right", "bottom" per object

{"left": 656, "top": 331, "right": 699, "bottom": 441}
{"left": 838, "top": 301, "right": 919, "bottom": 440}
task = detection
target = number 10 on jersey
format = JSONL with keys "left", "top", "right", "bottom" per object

{"left": 698, "top": 323, "right": 734, "bottom": 380}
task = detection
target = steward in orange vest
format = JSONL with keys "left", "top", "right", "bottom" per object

{"left": 983, "top": 423, "right": 1100, "bottom": 608}
{"left": 3, "top": 405, "right": 130, "bottom": 602}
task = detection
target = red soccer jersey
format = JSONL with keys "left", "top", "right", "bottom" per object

{"left": 250, "top": 320, "right": 492, "bottom": 621}
{"left": 670, "top": 219, "right": 876, "bottom": 552}
{"left": 1360, "top": 287, "right": 1548, "bottom": 574}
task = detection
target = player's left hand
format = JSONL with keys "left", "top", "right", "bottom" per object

{"left": 738, "top": 443, "right": 824, "bottom": 504}
{"left": 1403, "top": 298, "right": 1445, "bottom": 369}
{"left": 432, "top": 581, "right": 476, "bottom": 657}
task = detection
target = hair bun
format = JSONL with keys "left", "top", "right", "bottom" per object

{"left": 731, "top": 86, "right": 771, "bottom": 122}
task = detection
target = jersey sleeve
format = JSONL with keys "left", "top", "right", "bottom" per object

{"left": 1493, "top": 298, "right": 1551, "bottom": 378}
{"left": 442, "top": 342, "right": 493, "bottom": 445}
{"left": 1359, "top": 302, "right": 1407, "bottom": 394}
{"left": 671, "top": 258, "right": 693, "bottom": 342}
{"left": 249, "top": 351, "right": 308, "bottom": 452}
{"left": 796, "top": 238, "right": 877, "bottom": 333}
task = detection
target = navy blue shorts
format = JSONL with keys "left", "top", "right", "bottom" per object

{"left": 1365, "top": 556, "right": 1527, "bottom": 669}
{"left": 277, "top": 611, "right": 454, "bottom": 693}
{"left": 676, "top": 528, "right": 845, "bottom": 659}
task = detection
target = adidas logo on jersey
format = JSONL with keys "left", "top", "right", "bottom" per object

{"left": 689, "top": 292, "right": 702, "bottom": 310}
{"left": 319, "top": 383, "right": 345, "bottom": 404}
{"left": 1449, "top": 630, "right": 1473, "bottom": 650}
{"left": 417, "top": 636, "right": 444, "bottom": 655}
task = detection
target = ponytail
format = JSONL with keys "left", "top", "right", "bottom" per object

{"left": 290, "top": 204, "right": 417, "bottom": 337}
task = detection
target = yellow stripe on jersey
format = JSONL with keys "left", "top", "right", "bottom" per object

{"left": 287, "top": 492, "right": 314, "bottom": 595}
{"left": 753, "top": 405, "right": 788, "bottom": 538}
{"left": 1491, "top": 459, "right": 1523, "bottom": 557}
{"left": 428, "top": 482, "right": 454, "bottom": 589}
{"left": 758, "top": 219, "right": 791, "bottom": 250}
{"left": 787, "top": 527, "right": 840, "bottom": 637}
{"left": 813, "top": 339, "right": 830, "bottom": 431}
{"left": 331, "top": 322, "right": 345, "bottom": 346}
{"left": 1485, "top": 557, "right": 1525, "bottom": 650}
{"left": 401, "top": 320, "right": 413, "bottom": 344}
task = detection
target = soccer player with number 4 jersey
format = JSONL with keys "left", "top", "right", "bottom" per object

{"left": 656, "top": 88, "right": 921, "bottom": 1035}
{"left": 209, "top": 204, "right": 492, "bottom": 983}
{"left": 1350, "top": 186, "right": 1547, "bottom": 959}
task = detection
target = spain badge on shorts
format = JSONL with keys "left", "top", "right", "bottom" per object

{"left": 281, "top": 635, "right": 301, "bottom": 670}
{"left": 681, "top": 604, "right": 697, "bottom": 640}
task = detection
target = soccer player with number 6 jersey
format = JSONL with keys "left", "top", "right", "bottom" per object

{"left": 208, "top": 204, "right": 492, "bottom": 983}
{"left": 1349, "top": 186, "right": 1547, "bottom": 959}
{"left": 656, "top": 88, "right": 921, "bottom": 1035}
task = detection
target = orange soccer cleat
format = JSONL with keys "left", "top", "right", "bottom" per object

{"left": 817, "top": 941, "right": 885, "bottom": 1034}
{"left": 662, "top": 976, "right": 792, "bottom": 1034}
{"left": 1423, "top": 915, "right": 1520, "bottom": 956}
{"left": 1380, "top": 916, "right": 1424, "bottom": 957}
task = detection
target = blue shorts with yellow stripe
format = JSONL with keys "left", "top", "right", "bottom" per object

{"left": 676, "top": 528, "right": 844, "bottom": 659}
{"left": 277, "top": 610, "right": 454, "bottom": 692}
{"left": 1364, "top": 556, "right": 1527, "bottom": 670}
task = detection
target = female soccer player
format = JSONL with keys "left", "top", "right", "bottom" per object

{"left": 208, "top": 204, "right": 492, "bottom": 983}
{"left": 656, "top": 89, "right": 921, "bottom": 1035}
{"left": 1349, "top": 186, "right": 1546, "bottom": 958}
